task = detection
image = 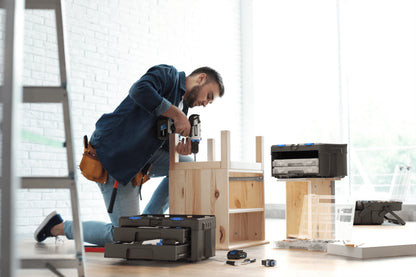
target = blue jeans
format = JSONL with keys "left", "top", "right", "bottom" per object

{"left": 63, "top": 148, "right": 192, "bottom": 245}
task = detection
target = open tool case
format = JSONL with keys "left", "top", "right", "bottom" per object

{"left": 353, "top": 165, "right": 411, "bottom": 225}
{"left": 271, "top": 143, "right": 347, "bottom": 179}
{"left": 353, "top": 200, "right": 405, "bottom": 225}
{"left": 104, "top": 214, "right": 216, "bottom": 262}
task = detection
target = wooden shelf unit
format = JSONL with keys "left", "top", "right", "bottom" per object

{"left": 169, "top": 130, "right": 268, "bottom": 250}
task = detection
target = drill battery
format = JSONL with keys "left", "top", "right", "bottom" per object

{"left": 156, "top": 116, "right": 175, "bottom": 140}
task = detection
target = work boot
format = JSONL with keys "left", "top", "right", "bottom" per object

{"left": 34, "top": 211, "right": 63, "bottom": 242}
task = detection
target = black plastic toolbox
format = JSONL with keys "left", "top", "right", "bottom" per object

{"left": 104, "top": 214, "right": 215, "bottom": 262}
{"left": 271, "top": 143, "right": 347, "bottom": 179}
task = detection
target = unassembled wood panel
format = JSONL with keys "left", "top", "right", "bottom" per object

{"left": 327, "top": 242, "right": 416, "bottom": 259}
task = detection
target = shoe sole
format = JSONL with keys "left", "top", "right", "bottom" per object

{"left": 34, "top": 210, "right": 58, "bottom": 242}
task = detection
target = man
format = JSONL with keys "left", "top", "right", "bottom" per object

{"left": 34, "top": 64, "right": 224, "bottom": 245}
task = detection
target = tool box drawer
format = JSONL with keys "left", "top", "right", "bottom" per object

{"left": 272, "top": 166, "right": 319, "bottom": 176}
{"left": 105, "top": 243, "right": 190, "bottom": 261}
{"left": 272, "top": 158, "right": 319, "bottom": 167}
{"left": 113, "top": 226, "right": 190, "bottom": 244}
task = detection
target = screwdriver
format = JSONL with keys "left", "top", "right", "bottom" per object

{"left": 107, "top": 180, "right": 119, "bottom": 213}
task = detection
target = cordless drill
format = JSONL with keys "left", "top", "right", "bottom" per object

{"left": 156, "top": 114, "right": 201, "bottom": 161}
{"left": 188, "top": 114, "right": 201, "bottom": 161}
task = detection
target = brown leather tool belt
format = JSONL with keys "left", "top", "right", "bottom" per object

{"left": 79, "top": 136, "right": 151, "bottom": 187}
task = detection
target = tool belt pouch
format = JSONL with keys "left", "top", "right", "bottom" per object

{"left": 79, "top": 143, "right": 108, "bottom": 184}
{"left": 131, "top": 164, "right": 152, "bottom": 187}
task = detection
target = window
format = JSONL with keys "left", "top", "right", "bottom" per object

{"left": 253, "top": 0, "right": 341, "bottom": 203}
{"left": 253, "top": 0, "right": 416, "bottom": 204}
{"left": 342, "top": 0, "right": 416, "bottom": 202}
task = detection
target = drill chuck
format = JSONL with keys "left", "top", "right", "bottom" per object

{"left": 191, "top": 139, "right": 199, "bottom": 154}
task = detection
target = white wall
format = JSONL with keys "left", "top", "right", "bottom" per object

{"left": 12, "top": 0, "right": 242, "bottom": 234}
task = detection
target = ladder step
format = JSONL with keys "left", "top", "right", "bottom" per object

{"left": 21, "top": 177, "right": 74, "bottom": 189}
{"left": 20, "top": 257, "right": 79, "bottom": 269}
{"left": 23, "top": 86, "right": 67, "bottom": 103}
{"left": 25, "top": 0, "right": 58, "bottom": 10}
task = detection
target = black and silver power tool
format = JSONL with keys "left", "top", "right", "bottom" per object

{"left": 188, "top": 114, "right": 201, "bottom": 161}
{"left": 156, "top": 114, "right": 201, "bottom": 161}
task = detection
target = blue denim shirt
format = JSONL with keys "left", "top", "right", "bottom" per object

{"left": 90, "top": 65, "right": 188, "bottom": 185}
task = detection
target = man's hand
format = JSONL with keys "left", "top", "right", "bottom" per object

{"left": 173, "top": 114, "right": 191, "bottom": 137}
{"left": 175, "top": 137, "right": 192, "bottom": 155}
{"left": 161, "top": 105, "right": 190, "bottom": 136}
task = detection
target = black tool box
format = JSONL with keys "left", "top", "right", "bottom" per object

{"left": 104, "top": 214, "right": 216, "bottom": 262}
{"left": 271, "top": 143, "right": 347, "bottom": 179}
{"left": 353, "top": 200, "right": 405, "bottom": 225}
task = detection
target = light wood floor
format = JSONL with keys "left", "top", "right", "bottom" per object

{"left": 17, "top": 219, "right": 416, "bottom": 277}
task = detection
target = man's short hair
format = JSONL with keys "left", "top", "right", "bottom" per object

{"left": 190, "top": 67, "right": 225, "bottom": 97}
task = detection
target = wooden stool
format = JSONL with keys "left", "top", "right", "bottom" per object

{"left": 168, "top": 130, "right": 268, "bottom": 250}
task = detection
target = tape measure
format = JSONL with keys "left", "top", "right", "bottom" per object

{"left": 227, "top": 249, "right": 247, "bottom": 259}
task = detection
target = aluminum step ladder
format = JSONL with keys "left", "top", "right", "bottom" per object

{"left": 0, "top": 0, "right": 86, "bottom": 276}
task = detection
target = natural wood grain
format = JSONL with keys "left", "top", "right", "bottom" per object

{"left": 256, "top": 136, "right": 263, "bottom": 169}
{"left": 169, "top": 130, "right": 265, "bottom": 250}
{"left": 229, "top": 172, "right": 264, "bottom": 209}
{"left": 169, "top": 133, "right": 179, "bottom": 169}
{"left": 170, "top": 161, "right": 221, "bottom": 170}
{"left": 286, "top": 179, "right": 335, "bottom": 239}
{"left": 207, "top": 138, "right": 215, "bottom": 161}
{"left": 220, "top": 130, "right": 230, "bottom": 169}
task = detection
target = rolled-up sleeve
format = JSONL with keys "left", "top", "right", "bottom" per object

{"left": 155, "top": 98, "right": 171, "bottom": 115}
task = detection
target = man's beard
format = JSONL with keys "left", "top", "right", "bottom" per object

{"left": 184, "top": 84, "right": 202, "bottom": 108}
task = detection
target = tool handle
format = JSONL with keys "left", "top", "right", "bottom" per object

{"left": 83, "top": 135, "right": 88, "bottom": 150}
{"left": 107, "top": 181, "right": 119, "bottom": 213}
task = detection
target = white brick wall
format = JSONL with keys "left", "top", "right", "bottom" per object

{"left": 3, "top": 0, "right": 242, "bottom": 235}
